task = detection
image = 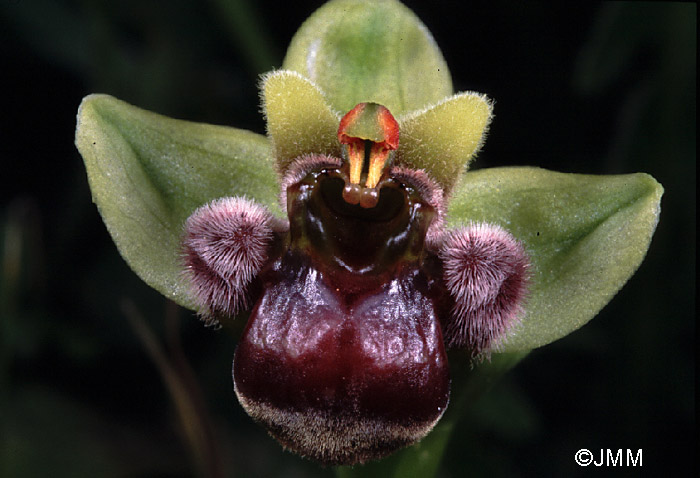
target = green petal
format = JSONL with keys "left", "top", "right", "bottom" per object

{"left": 283, "top": 0, "right": 452, "bottom": 116}
{"left": 75, "top": 94, "right": 280, "bottom": 310}
{"left": 261, "top": 70, "right": 341, "bottom": 174}
{"left": 446, "top": 167, "right": 663, "bottom": 352}
{"left": 397, "top": 92, "right": 493, "bottom": 195}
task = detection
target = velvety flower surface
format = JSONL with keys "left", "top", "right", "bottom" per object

{"left": 180, "top": 97, "right": 530, "bottom": 463}
{"left": 75, "top": 0, "right": 663, "bottom": 471}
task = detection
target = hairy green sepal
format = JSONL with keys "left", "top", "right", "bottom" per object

{"left": 447, "top": 166, "right": 663, "bottom": 351}
{"left": 75, "top": 94, "right": 279, "bottom": 310}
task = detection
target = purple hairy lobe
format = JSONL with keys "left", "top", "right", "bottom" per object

{"left": 182, "top": 197, "right": 276, "bottom": 323}
{"left": 439, "top": 223, "right": 529, "bottom": 356}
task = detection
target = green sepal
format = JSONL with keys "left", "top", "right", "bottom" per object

{"left": 261, "top": 70, "right": 341, "bottom": 175}
{"left": 446, "top": 166, "right": 663, "bottom": 351}
{"left": 397, "top": 92, "right": 493, "bottom": 195}
{"left": 282, "top": 0, "right": 453, "bottom": 116}
{"left": 75, "top": 94, "right": 280, "bottom": 311}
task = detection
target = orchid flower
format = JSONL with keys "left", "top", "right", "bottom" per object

{"left": 75, "top": 0, "right": 662, "bottom": 470}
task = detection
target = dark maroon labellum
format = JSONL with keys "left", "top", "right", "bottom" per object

{"left": 233, "top": 165, "right": 450, "bottom": 465}
{"left": 183, "top": 103, "right": 529, "bottom": 466}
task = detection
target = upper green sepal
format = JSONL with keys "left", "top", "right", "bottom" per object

{"left": 446, "top": 166, "right": 663, "bottom": 351}
{"left": 75, "top": 94, "right": 280, "bottom": 310}
{"left": 282, "top": 0, "right": 453, "bottom": 116}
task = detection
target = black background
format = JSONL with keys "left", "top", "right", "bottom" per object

{"left": 0, "top": 1, "right": 695, "bottom": 477}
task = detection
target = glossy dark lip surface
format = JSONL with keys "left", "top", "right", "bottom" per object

{"left": 232, "top": 251, "right": 450, "bottom": 464}
{"left": 234, "top": 253, "right": 449, "bottom": 415}
{"left": 287, "top": 168, "right": 435, "bottom": 276}
{"left": 232, "top": 164, "right": 450, "bottom": 465}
